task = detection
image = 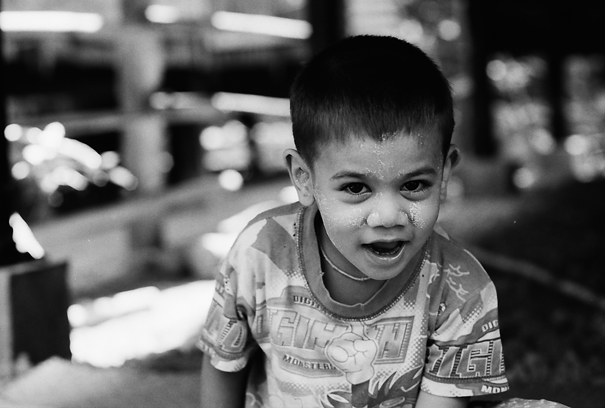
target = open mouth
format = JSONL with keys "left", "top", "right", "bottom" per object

{"left": 364, "top": 241, "right": 405, "bottom": 257}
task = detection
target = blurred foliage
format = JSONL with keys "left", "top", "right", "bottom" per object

{"left": 5, "top": 122, "right": 137, "bottom": 221}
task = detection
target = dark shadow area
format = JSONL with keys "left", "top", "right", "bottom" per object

{"left": 444, "top": 180, "right": 605, "bottom": 406}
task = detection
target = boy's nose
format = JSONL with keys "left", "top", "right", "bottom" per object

{"left": 366, "top": 194, "right": 408, "bottom": 228}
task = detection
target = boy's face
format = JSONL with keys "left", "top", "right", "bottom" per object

{"left": 286, "top": 130, "right": 459, "bottom": 281}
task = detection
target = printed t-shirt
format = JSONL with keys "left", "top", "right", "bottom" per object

{"left": 199, "top": 202, "right": 509, "bottom": 407}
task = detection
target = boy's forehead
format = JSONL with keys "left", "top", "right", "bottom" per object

{"left": 320, "top": 130, "right": 442, "bottom": 158}
{"left": 312, "top": 130, "right": 444, "bottom": 177}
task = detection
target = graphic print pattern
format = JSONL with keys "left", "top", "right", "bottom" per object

{"left": 199, "top": 203, "right": 508, "bottom": 407}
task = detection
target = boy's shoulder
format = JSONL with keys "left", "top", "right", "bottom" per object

{"left": 427, "top": 228, "right": 492, "bottom": 287}
{"left": 430, "top": 227, "right": 481, "bottom": 266}
{"left": 246, "top": 201, "right": 304, "bottom": 228}
{"left": 233, "top": 201, "right": 307, "bottom": 251}
{"left": 227, "top": 202, "right": 309, "bottom": 273}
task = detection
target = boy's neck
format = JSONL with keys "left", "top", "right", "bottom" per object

{"left": 315, "top": 214, "right": 424, "bottom": 305}
{"left": 316, "top": 218, "right": 386, "bottom": 305}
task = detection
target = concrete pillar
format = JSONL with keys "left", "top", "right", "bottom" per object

{"left": 121, "top": 112, "right": 167, "bottom": 194}
{"left": 115, "top": 25, "right": 167, "bottom": 195}
{"left": 115, "top": 2, "right": 167, "bottom": 249}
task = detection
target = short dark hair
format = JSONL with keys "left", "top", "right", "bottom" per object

{"left": 290, "top": 35, "right": 454, "bottom": 165}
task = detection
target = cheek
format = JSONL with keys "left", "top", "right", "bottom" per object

{"left": 408, "top": 200, "right": 439, "bottom": 230}
{"left": 315, "top": 193, "right": 366, "bottom": 232}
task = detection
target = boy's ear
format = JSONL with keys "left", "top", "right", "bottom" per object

{"left": 440, "top": 144, "right": 461, "bottom": 202}
{"left": 283, "top": 148, "right": 315, "bottom": 206}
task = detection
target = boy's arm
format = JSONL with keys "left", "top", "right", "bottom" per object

{"left": 200, "top": 353, "right": 249, "bottom": 408}
{"left": 416, "top": 390, "right": 469, "bottom": 408}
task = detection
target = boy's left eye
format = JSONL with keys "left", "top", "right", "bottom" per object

{"left": 344, "top": 183, "right": 368, "bottom": 195}
{"left": 402, "top": 180, "right": 424, "bottom": 192}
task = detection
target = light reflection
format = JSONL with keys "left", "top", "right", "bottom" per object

{"left": 218, "top": 169, "right": 244, "bottom": 191}
{"left": 50, "top": 166, "right": 89, "bottom": 192}
{"left": 108, "top": 167, "right": 139, "bottom": 191}
{"left": 22, "top": 144, "right": 47, "bottom": 166}
{"left": 512, "top": 167, "right": 537, "bottom": 190}
{"left": 0, "top": 11, "right": 104, "bottom": 33}
{"left": 60, "top": 138, "right": 103, "bottom": 170}
{"left": 40, "top": 122, "right": 66, "bottom": 150}
{"left": 211, "top": 11, "right": 312, "bottom": 40}
{"left": 9, "top": 213, "right": 45, "bottom": 259}
{"left": 398, "top": 19, "right": 424, "bottom": 44}
{"left": 145, "top": 5, "right": 180, "bottom": 24}
{"left": 6, "top": 121, "right": 139, "bottom": 207}
{"left": 529, "top": 128, "right": 556, "bottom": 155}
{"left": 69, "top": 281, "right": 215, "bottom": 368}
{"left": 25, "top": 127, "right": 42, "bottom": 144}
{"left": 564, "top": 133, "right": 605, "bottom": 182}
{"left": 69, "top": 287, "right": 161, "bottom": 329}
{"left": 564, "top": 134, "right": 591, "bottom": 156}
{"left": 11, "top": 161, "right": 30, "bottom": 180}
{"left": 199, "top": 126, "right": 224, "bottom": 150}
{"left": 4, "top": 124, "right": 23, "bottom": 142}
{"left": 211, "top": 92, "right": 290, "bottom": 117}
{"left": 200, "top": 120, "right": 251, "bottom": 173}
{"left": 437, "top": 19, "right": 461, "bottom": 41}
{"left": 279, "top": 186, "right": 299, "bottom": 204}
{"left": 201, "top": 232, "right": 238, "bottom": 259}
{"left": 487, "top": 59, "right": 507, "bottom": 81}
{"left": 100, "top": 151, "right": 120, "bottom": 170}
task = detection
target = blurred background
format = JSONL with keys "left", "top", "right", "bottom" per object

{"left": 1, "top": 1, "right": 605, "bottom": 407}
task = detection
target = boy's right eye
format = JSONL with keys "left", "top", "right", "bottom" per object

{"left": 344, "top": 183, "right": 368, "bottom": 195}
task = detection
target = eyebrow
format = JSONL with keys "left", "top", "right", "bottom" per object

{"left": 330, "top": 166, "right": 438, "bottom": 181}
{"left": 330, "top": 170, "right": 368, "bottom": 180}
{"left": 399, "top": 167, "right": 439, "bottom": 178}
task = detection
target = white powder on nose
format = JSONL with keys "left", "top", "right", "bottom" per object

{"left": 367, "top": 193, "right": 409, "bottom": 227}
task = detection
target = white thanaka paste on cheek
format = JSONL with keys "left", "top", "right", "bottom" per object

{"left": 408, "top": 202, "right": 425, "bottom": 228}
{"left": 315, "top": 191, "right": 365, "bottom": 231}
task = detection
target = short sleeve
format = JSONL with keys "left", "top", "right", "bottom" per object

{"left": 198, "top": 243, "right": 259, "bottom": 372}
{"left": 421, "top": 262, "right": 509, "bottom": 397}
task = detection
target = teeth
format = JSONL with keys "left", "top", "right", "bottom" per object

{"left": 367, "top": 241, "right": 403, "bottom": 256}
{"left": 373, "top": 242, "right": 399, "bottom": 250}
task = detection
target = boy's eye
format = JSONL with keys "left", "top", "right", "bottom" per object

{"left": 402, "top": 180, "right": 424, "bottom": 192}
{"left": 344, "top": 183, "right": 368, "bottom": 195}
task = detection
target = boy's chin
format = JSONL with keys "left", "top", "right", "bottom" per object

{"left": 364, "top": 249, "right": 423, "bottom": 280}
{"left": 362, "top": 242, "right": 409, "bottom": 267}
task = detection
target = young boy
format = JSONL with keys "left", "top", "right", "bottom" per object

{"left": 199, "top": 35, "right": 508, "bottom": 408}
